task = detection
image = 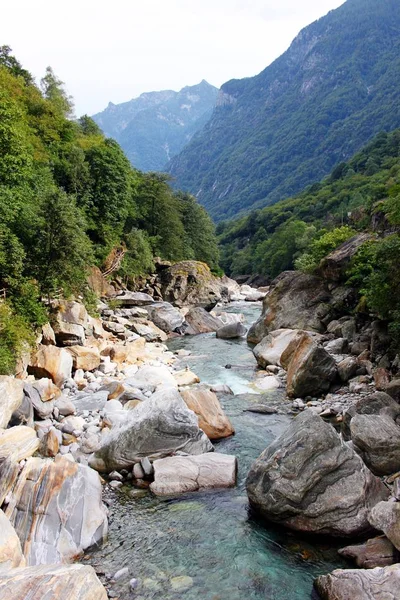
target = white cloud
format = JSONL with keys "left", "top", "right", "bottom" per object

{"left": 1, "top": 0, "right": 345, "bottom": 115}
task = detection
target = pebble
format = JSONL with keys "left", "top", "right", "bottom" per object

{"left": 140, "top": 457, "right": 154, "bottom": 477}
{"left": 109, "top": 471, "right": 124, "bottom": 482}
{"left": 113, "top": 567, "right": 129, "bottom": 581}
{"left": 129, "top": 578, "right": 139, "bottom": 590}
{"left": 109, "top": 480, "right": 123, "bottom": 490}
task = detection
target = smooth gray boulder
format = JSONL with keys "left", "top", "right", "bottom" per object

{"left": 91, "top": 388, "right": 213, "bottom": 472}
{"left": 145, "top": 302, "right": 184, "bottom": 333}
{"left": 351, "top": 412, "right": 400, "bottom": 475}
{"left": 246, "top": 411, "right": 388, "bottom": 537}
{"left": 253, "top": 329, "right": 301, "bottom": 368}
{"left": 0, "top": 377, "right": 24, "bottom": 428}
{"left": 314, "top": 564, "right": 400, "bottom": 600}
{"left": 369, "top": 501, "right": 400, "bottom": 552}
{"left": 185, "top": 307, "right": 223, "bottom": 334}
{"left": 5, "top": 456, "right": 108, "bottom": 565}
{"left": 342, "top": 391, "right": 397, "bottom": 440}
{"left": 114, "top": 291, "right": 154, "bottom": 306}
{"left": 216, "top": 322, "right": 247, "bottom": 339}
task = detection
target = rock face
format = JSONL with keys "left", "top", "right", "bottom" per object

{"left": 0, "top": 377, "right": 24, "bottom": 428}
{"left": 150, "top": 453, "right": 237, "bottom": 496}
{"left": 145, "top": 302, "right": 184, "bottom": 333}
{"left": 28, "top": 345, "right": 73, "bottom": 387}
{"left": 180, "top": 388, "right": 235, "bottom": 439}
{"left": 157, "top": 261, "right": 224, "bottom": 308}
{"left": 369, "top": 501, "right": 400, "bottom": 552}
{"left": 247, "top": 271, "right": 331, "bottom": 343}
{"left": 284, "top": 333, "right": 337, "bottom": 398}
{"left": 314, "top": 564, "right": 400, "bottom": 600}
{"left": 53, "top": 301, "right": 88, "bottom": 346}
{"left": 253, "top": 329, "right": 301, "bottom": 368}
{"left": 5, "top": 456, "right": 108, "bottom": 565}
{"left": 0, "top": 564, "right": 107, "bottom": 599}
{"left": 185, "top": 307, "right": 223, "bottom": 334}
{"left": 0, "top": 509, "right": 25, "bottom": 572}
{"left": 0, "top": 426, "right": 40, "bottom": 462}
{"left": 91, "top": 388, "right": 213, "bottom": 472}
{"left": 246, "top": 411, "right": 388, "bottom": 537}
{"left": 216, "top": 322, "right": 247, "bottom": 339}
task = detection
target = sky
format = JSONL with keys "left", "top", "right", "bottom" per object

{"left": 1, "top": 0, "right": 345, "bottom": 117}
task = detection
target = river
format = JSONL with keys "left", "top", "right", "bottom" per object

{"left": 86, "top": 301, "right": 345, "bottom": 599}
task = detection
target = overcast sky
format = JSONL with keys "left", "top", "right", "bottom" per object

{"left": 2, "top": 0, "right": 345, "bottom": 116}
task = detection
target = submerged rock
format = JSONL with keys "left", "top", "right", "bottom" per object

{"left": 246, "top": 411, "right": 388, "bottom": 537}
{"left": 0, "top": 564, "right": 107, "bottom": 599}
{"left": 150, "top": 453, "right": 237, "bottom": 495}
{"left": 314, "top": 564, "right": 400, "bottom": 599}
{"left": 91, "top": 388, "right": 213, "bottom": 472}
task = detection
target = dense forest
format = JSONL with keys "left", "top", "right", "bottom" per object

{"left": 168, "top": 0, "right": 400, "bottom": 221}
{"left": 0, "top": 47, "right": 219, "bottom": 373}
{"left": 218, "top": 128, "right": 400, "bottom": 343}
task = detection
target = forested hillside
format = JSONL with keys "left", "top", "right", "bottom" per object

{"left": 168, "top": 0, "right": 400, "bottom": 221}
{"left": 0, "top": 47, "right": 219, "bottom": 372}
{"left": 92, "top": 81, "right": 218, "bottom": 171}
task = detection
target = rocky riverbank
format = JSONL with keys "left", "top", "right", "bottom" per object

{"left": 0, "top": 261, "right": 266, "bottom": 598}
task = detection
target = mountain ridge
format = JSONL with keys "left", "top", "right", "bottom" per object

{"left": 92, "top": 80, "right": 218, "bottom": 172}
{"left": 167, "top": 0, "right": 400, "bottom": 221}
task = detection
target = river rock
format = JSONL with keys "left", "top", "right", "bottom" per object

{"left": 216, "top": 322, "right": 247, "bottom": 339}
{"left": 145, "top": 302, "right": 184, "bottom": 333}
{"left": 52, "top": 301, "right": 88, "bottom": 347}
{"left": 67, "top": 346, "right": 101, "bottom": 371}
{"left": 32, "top": 378, "right": 61, "bottom": 402}
{"left": 173, "top": 369, "right": 200, "bottom": 387}
{"left": 0, "top": 509, "right": 25, "bottom": 572}
{"left": 39, "top": 429, "right": 60, "bottom": 457}
{"left": 0, "top": 377, "right": 24, "bottom": 428}
{"left": 338, "top": 536, "right": 397, "bottom": 568}
{"left": 246, "top": 411, "right": 388, "bottom": 537}
{"left": 385, "top": 378, "right": 400, "bottom": 402}
{"left": 0, "top": 563, "right": 107, "bottom": 599}
{"left": 156, "top": 260, "right": 223, "bottom": 308}
{"left": 342, "top": 392, "right": 397, "bottom": 440}
{"left": 5, "top": 456, "right": 108, "bottom": 565}
{"left": 247, "top": 271, "right": 331, "bottom": 343}
{"left": 126, "top": 364, "right": 178, "bottom": 390}
{"left": 253, "top": 329, "right": 301, "bottom": 368}
{"left": 41, "top": 322, "right": 56, "bottom": 345}
{"left": 29, "top": 345, "right": 73, "bottom": 387}
{"left": 338, "top": 356, "right": 358, "bottom": 382}
{"left": 114, "top": 291, "right": 154, "bottom": 306}
{"left": 314, "top": 564, "right": 400, "bottom": 599}
{"left": 369, "top": 501, "right": 400, "bottom": 552}
{"left": 105, "top": 337, "right": 147, "bottom": 366}
{"left": 284, "top": 333, "right": 337, "bottom": 398}
{"left": 24, "top": 384, "right": 55, "bottom": 420}
{"left": 130, "top": 319, "right": 167, "bottom": 342}
{"left": 185, "top": 307, "right": 223, "bottom": 334}
{"left": 150, "top": 453, "right": 237, "bottom": 495}
{"left": 9, "top": 393, "right": 34, "bottom": 428}
{"left": 0, "top": 426, "right": 39, "bottom": 462}
{"left": 319, "top": 233, "right": 374, "bottom": 281}
{"left": 90, "top": 388, "right": 213, "bottom": 472}
{"left": 180, "top": 388, "right": 234, "bottom": 439}
{"left": 350, "top": 412, "right": 400, "bottom": 475}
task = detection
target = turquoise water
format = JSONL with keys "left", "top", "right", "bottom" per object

{"left": 86, "top": 302, "right": 345, "bottom": 599}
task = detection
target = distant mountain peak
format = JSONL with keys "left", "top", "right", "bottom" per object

{"left": 92, "top": 82, "right": 218, "bottom": 172}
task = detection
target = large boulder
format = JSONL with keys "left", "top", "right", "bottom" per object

{"left": 319, "top": 233, "right": 374, "bottom": 281}
{"left": 145, "top": 302, "right": 184, "bottom": 333}
{"left": 114, "top": 291, "right": 154, "bottom": 306}
{"left": 284, "top": 332, "right": 337, "bottom": 398}
{"left": 338, "top": 536, "right": 396, "bottom": 569}
{"left": 53, "top": 301, "right": 88, "bottom": 347}
{"left": 0, "top": 377, "right": 24, "bottom": 428}
{"left": 0, "top": 426, "right": 39, "bottom": 462}
{"left": 369, "top": 501, "right": 400, "bottom": 552}
{"left": 28, "top": 345, "right": 73, "bottom": 387}
{"left": 66, "top": 346, "right": 101, "bottom": 371}
{"left": 180, "top": 387, "right": 235, "bottom": 439}
{"left": 314, "top": 564, "right": 400, "bottom": 600}
{"left": 247, "top": 271, "right": 331, "bottom": 343}
{"left": 150, "top": 453, "right": 237, "bottom": 496}
{"left": 0, "top": 509, "right": 25, "bottom": 572}
{"left": 350, "top": 413, "right": 400, "bottom": 476}
{"left": 156, "top": 260, "right": 224, "bottom": 308}
{"left": 90, "top": 388, "right": 213, "bottom": 472}
{"left": 342, "top": 392, "right": 396, "bottom": 440}
{"left": 185, "top": 307, "right": 223, "bottom": 334}
{"left": 0, "top": 564, "right": 107, "bottom": 599}
{"left": 5, "top": 456, "right": 108, "bottom": 565}
{"left": 246, "top": 411, "right": 388, "bottom": 537}
{"left": 130, "top": 319, "right": 167, "bottom": 342}
{"left": 126, "top": 364, "right": 178, "bottom": 391}
{"left": 216, "top": 322, "right": 247, "bottom": 339}
{"left": 104, "top": 337, "right": 147, "bottom": 366}
{"left": 253, "top": 329, "right": 302, "bottom": 368}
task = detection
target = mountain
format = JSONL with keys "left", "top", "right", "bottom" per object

{"left": 167, "top": 0, "right": 400, "bottom": 221}
{"left": 92, "top": 80, "right": 218, "bottom": 171}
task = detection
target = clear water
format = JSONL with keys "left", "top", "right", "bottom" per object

{"left": 86, "top": 302, "right": 345, "bottom": 599}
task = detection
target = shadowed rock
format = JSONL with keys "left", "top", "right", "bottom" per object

{"left": 314, "top": 564, "right": 400, "bottom": 599}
